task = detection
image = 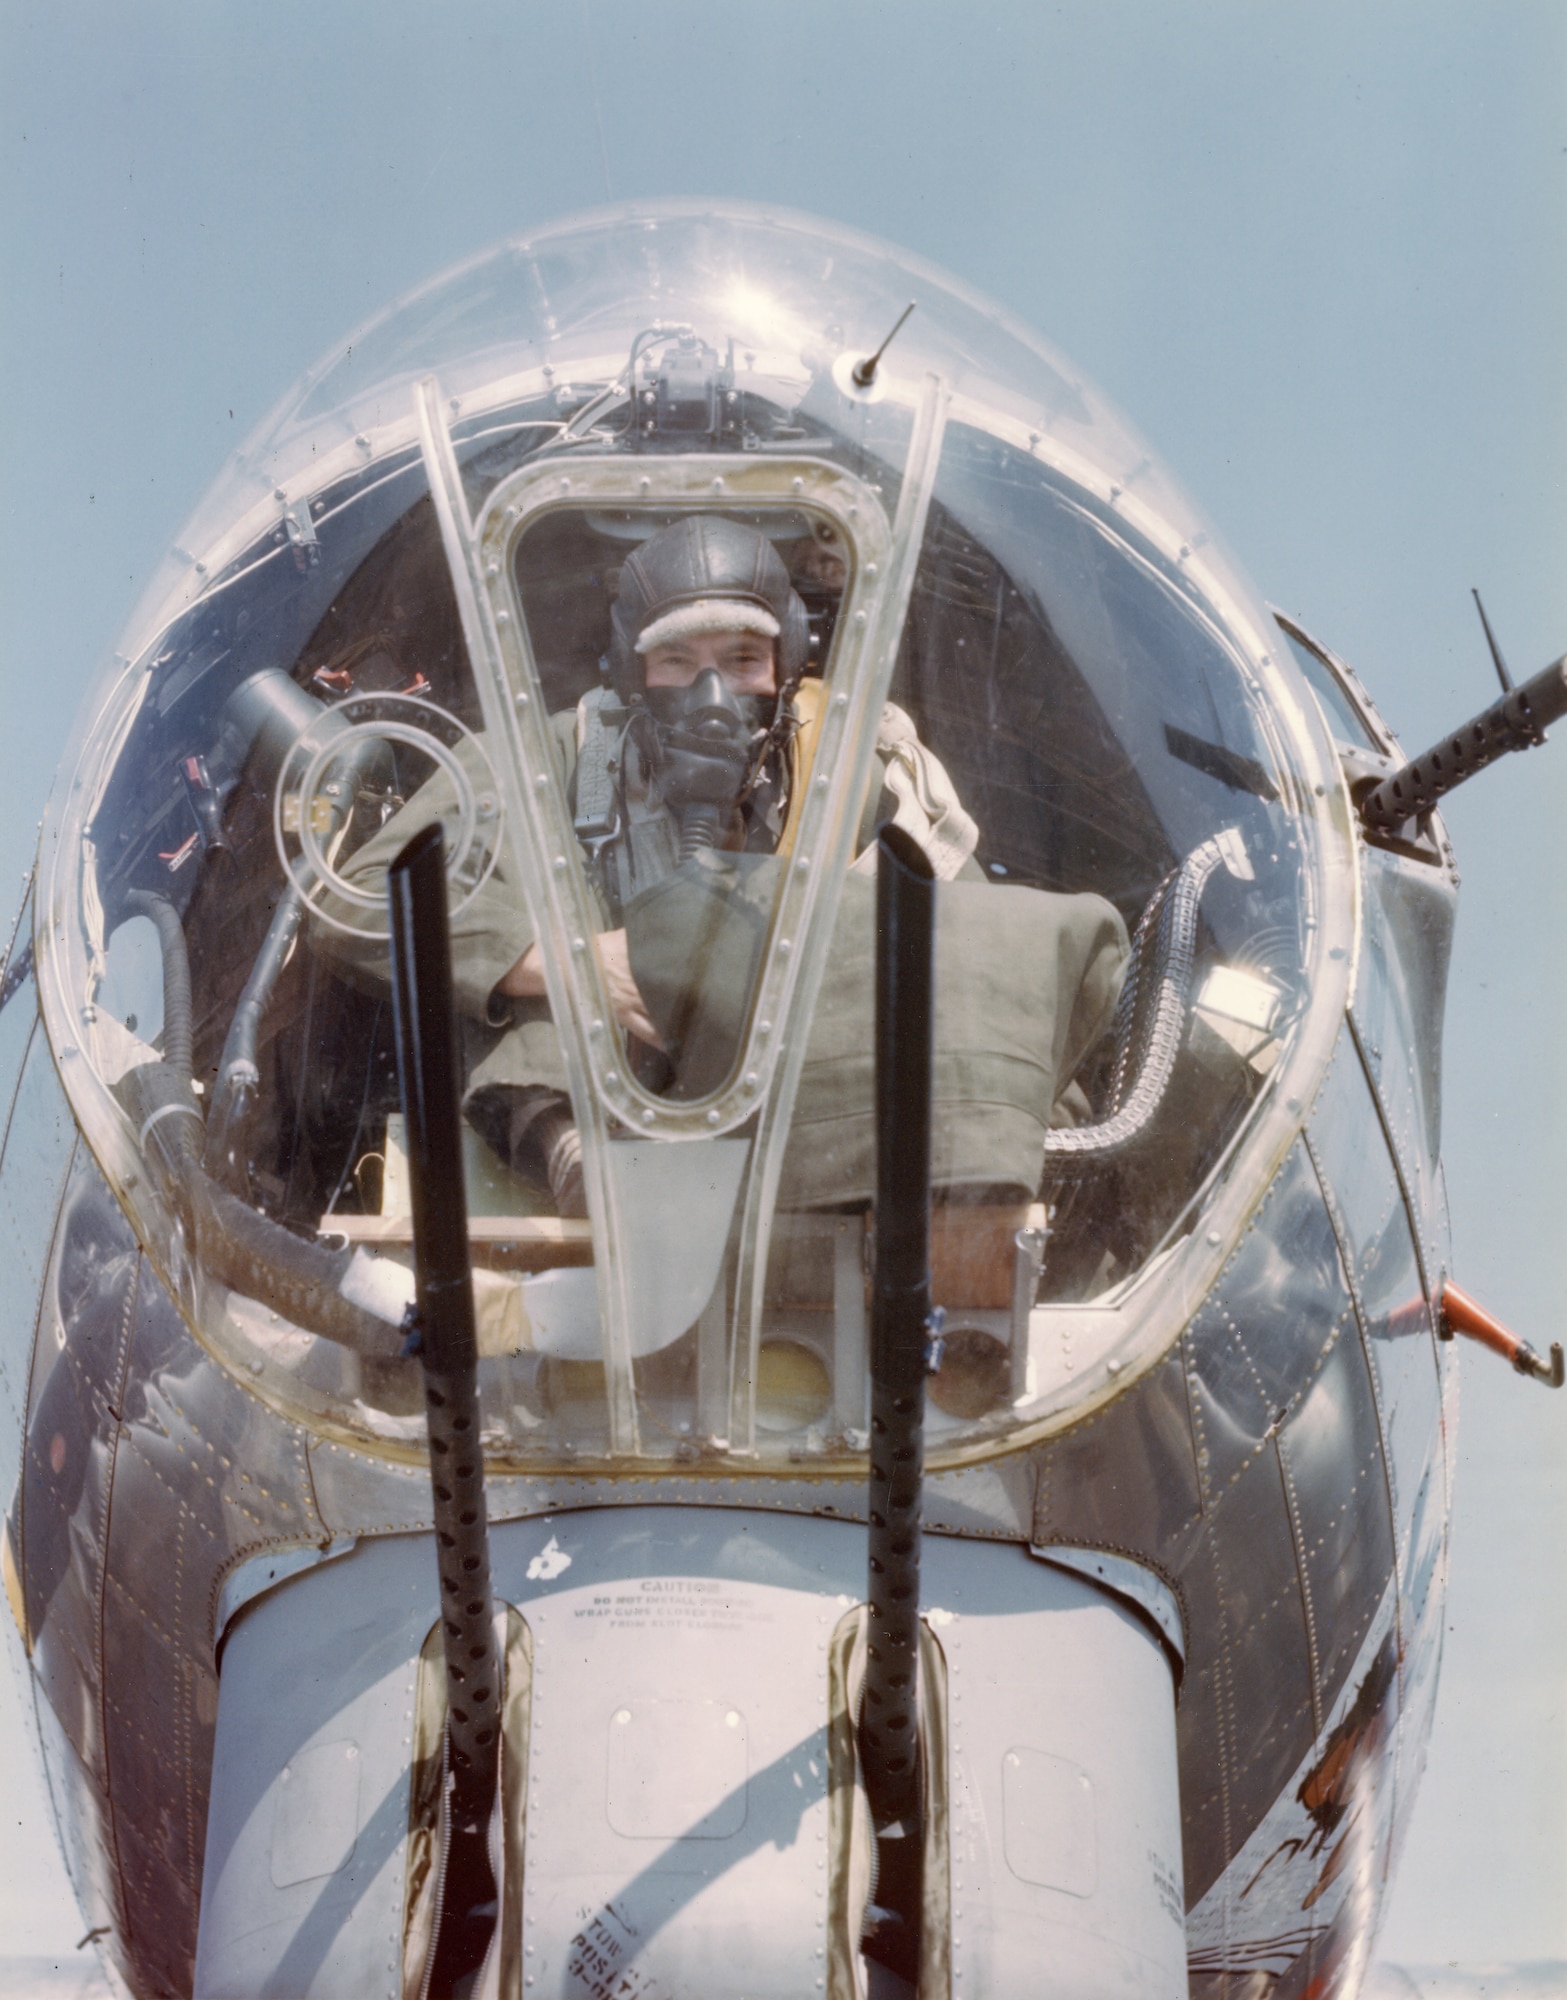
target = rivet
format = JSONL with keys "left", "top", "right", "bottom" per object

{"left": 641, "top": 1109, "right": 655, "bottom": 1126}
{"left": 791, "top": 477, "right": 804, "bottom": 493}
{"left": 553, "top": 855, "right": 567, "bottom": 871}
{"left": 707, "top": 1109, "right": 721, "bottom": 1125}
{"left": 496, "top": 609, "right": 510, "bottom": 624}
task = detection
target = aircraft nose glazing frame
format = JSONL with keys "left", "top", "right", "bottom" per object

{"left": 417, "top": 373, "right": 948, "bottom": 1452}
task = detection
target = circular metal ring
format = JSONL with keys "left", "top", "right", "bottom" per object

{"left": 272, "top": 694, "right": 502, "bottom": 940}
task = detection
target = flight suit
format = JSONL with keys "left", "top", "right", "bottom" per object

{"left": 315, "top": 705, "right": 1128, "bottom": 1209}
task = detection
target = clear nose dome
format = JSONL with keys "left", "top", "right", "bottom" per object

{"left": 37, "top": 202, "right": 1352, "bottom": 1469}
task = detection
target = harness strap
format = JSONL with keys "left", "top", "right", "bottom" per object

{"left": 573, "top": 687, "right": 623, "bottom": 845}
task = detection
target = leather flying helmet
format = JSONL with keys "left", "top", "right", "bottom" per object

{"left": 608, "top": 515, "right": 811, "bottom": 700}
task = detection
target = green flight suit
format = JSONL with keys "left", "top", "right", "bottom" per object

{"left": 314, "top": 720, "right": 1128, "bottom": 1208}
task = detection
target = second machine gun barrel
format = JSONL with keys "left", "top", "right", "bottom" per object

{"left": 1358, "top": 651, "right": 1567, "bottom": 835}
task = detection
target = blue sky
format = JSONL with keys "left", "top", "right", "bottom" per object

{"left": 0, "top": 0, "right": 1562, "bottom": 1968}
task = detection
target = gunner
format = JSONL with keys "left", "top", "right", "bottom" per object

{"left": 317, "top": 515, "right": 1127, "bottom": 1227}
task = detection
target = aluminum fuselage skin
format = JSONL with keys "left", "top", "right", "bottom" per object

{"left": 0, "top": 806, "right": 1454, "bottom": 1998}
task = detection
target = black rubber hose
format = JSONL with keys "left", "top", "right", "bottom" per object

{"left": 123, "top": 891, "right": 194, "bottom": 1078}
{"left": 204, "top": 886, "right": 306, "bottom": 1179}
{"left": 117, "top": 1060, "right": 404, "bottom": 1359}
{"left": 676, "top": 801, "right": 724, "bottom": 859}
{"left": 115, "top": 895, "right": 403, "bottom": 1359}
{"left": 192, "top": 1173, "right": 404, "bottom": 1357}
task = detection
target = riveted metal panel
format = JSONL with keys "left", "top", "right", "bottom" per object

{"left": 1351, "top": 849, "right": 1455, "bottom": 1290}
{"left": 522, "top": 1556, "right": 832, "bottom": 1997}
{"left": 57, "top": 1217, "right": 329, "bottom": 1998}
{"left": 1356, "top": 847, "right": 1455, "bottom": 1161}
{"left": 1177, "top": 1439, "right": 1316, "bottom": 1906}
{"left": 1174, "top": 1133, "right": 1378, "bottom": 1911}
{"left": 1186, "top": 1596, "right": 1400, "bottom": 1999}
{"left": 1186, "top": 1137, "right": 1352, "bottom": 1432}
{"left": 1307, "top": 1041, "right": 1444, "bottom": 1613}
{"left": 28, "top": 1678, "right": 127, "bottom": 1982}
{"left": 196, "top": 1538, "right": 422, "bottom": 2000}
{"left": 1031, "top": 1346, "right": 1202, "bottom": 1563}
{"left": 195, "top": 1511, "right": 1187, "bottom": 1999}
{"left": 1029, "top": 1121, "right": 1392, "bottom": 1963}
{"left": 22, "top": 1150, "right": 138, "bottom": 1789}
{"left": 1305, "top": 1027, "right": 1448, "bottom": 1893}
{"left": 0, "top": 1023, "right": 78, "bottom": 1513}
{"left": 1387, "top": 1440, "right": 1447, "bottom": 1883}
{"left": 931, "top": 1539, "right": 1185, "bottom": 2000}
{"left": 309, "top": 1443, "right": 1042, "bottom": 1551}
{"left": 1278, "top": 1327, "right": 1395, "bottom": 1720}
{"left": 118, "top": 1813, "right": 203, "bottom": 1999}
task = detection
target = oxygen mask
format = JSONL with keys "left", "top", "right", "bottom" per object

{"left": 643, "top": 667, "right": 770, "bottom": 859}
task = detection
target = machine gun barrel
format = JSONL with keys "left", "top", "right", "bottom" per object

{"left": 387, "top": 824, "right": 501, "bottom": 1995}
{"left": 860, "top": 825, "right": 936, "bottom": 1982}
{"left": 1359, "top": 652, "right": 1567, "bottom": 834}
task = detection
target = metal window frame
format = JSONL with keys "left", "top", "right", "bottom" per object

{"left": 417, "top": 375, "right": 947, "bottom": 1452}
